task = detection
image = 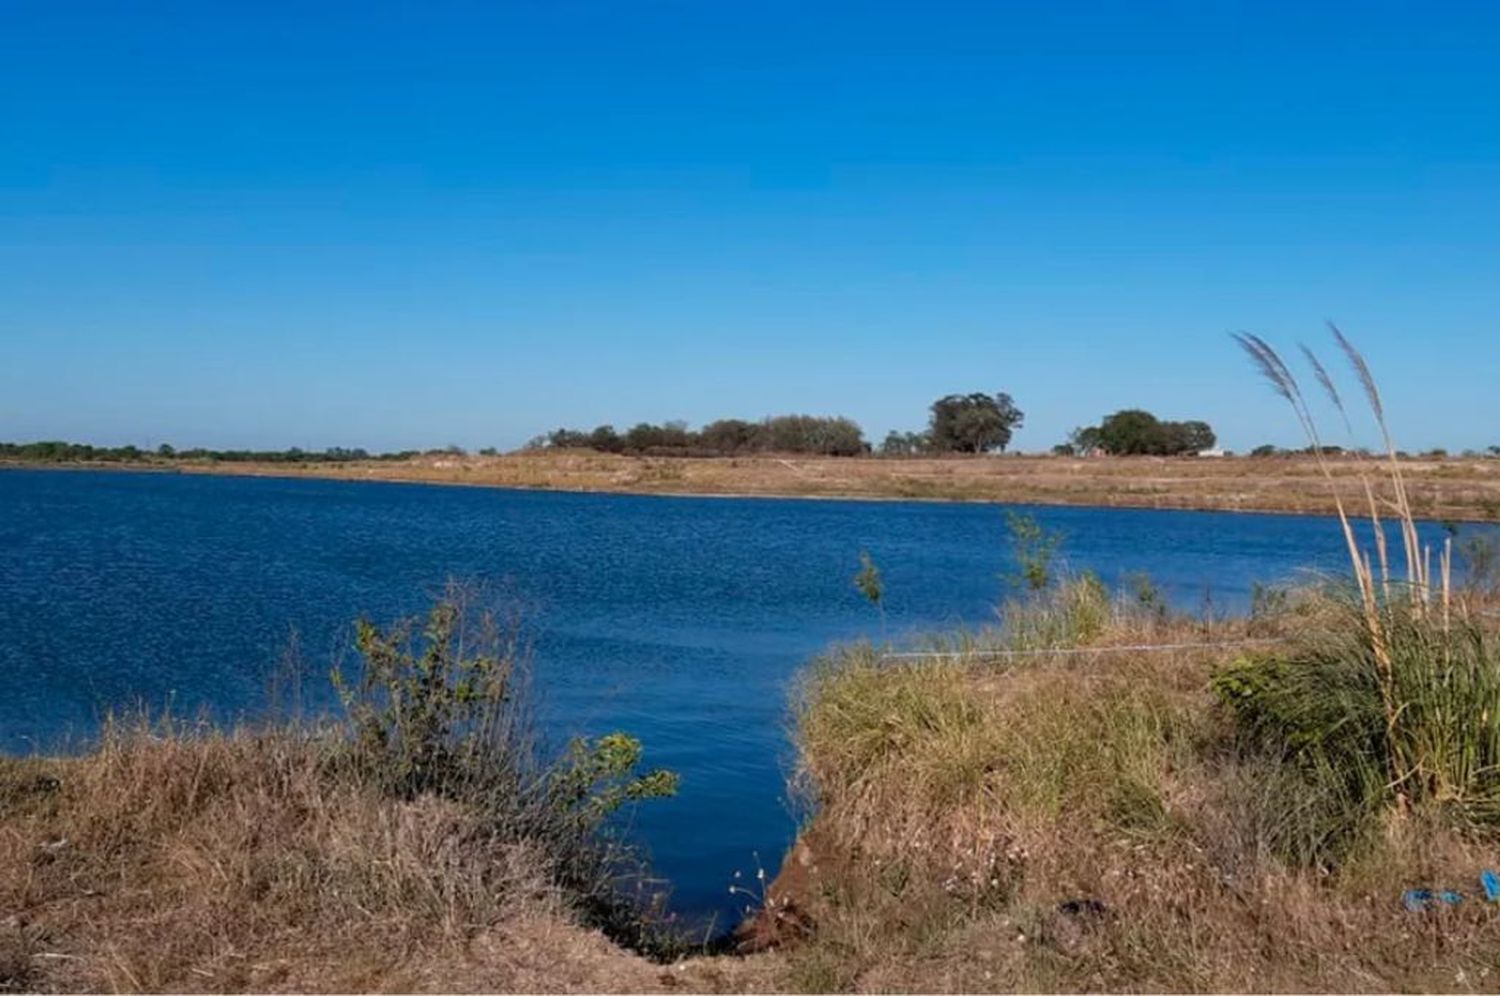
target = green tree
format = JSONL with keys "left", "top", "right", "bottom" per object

{"left": 1082, "top": 410, "right": 1217, "bottom": 456}
{"left": 760, "top": 415, "right": 866, "bottom": 456}
{"left": 1095, "top": 409, "right": 1162, "bottom": 455}
{"left": 879, "top": 430, "right": 929, "bottom": 456}
{"left": 1179, "top": 420, "right": 1217, "bottom": 452}
{"left": 928, "top": 392, "right": 1025, "bottom": 454}
{"left": 700, "top": 418, "right": 758, "bottom": 454}
{"left": 587, "top": 425, "right": 623, "bottom": 453}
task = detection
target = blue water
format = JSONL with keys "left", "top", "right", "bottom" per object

{"left": 0, "top": 468, "right": 1469, "bottom": 929}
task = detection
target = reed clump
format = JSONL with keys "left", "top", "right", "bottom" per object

{"left": 1227, "top": 329, "right": 1500, "bottom": 843}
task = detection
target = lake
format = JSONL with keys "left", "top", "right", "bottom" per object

{"left": 0, "top": 468, "right": 1465, "bottom": 930}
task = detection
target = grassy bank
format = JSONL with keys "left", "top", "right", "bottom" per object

{"left": 189, "top": 451, "right": 1500, "bottom": 520}
{"left": 8, "top": 449, "right": 1500, "bottom": 521}
{"left": 765, "top": 577, "right": 1500, "bottom": 992}
{"left": 13, "top": 578, "right": 1500, "bottom": 993}
{"left": 0, "top": 588, "right": 730, "bottom": 994}
{"left": 757, "top": 338, "right": 1500, "bottom": 990}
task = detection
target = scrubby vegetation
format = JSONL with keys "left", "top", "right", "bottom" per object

{"left": 528, "top": 392, "right": 1027, "bottom": 458}
{"left": 0, "top": 440, "right": 421, "bottom": 464}
{"left": 748, "top": 329, "right": 1500, "bottom": 991}
{"left": 0, "top": 585, "right": 683, "bottom": 993}
{"left": 773, "top": 568, "right": 1500, "bottom": 991}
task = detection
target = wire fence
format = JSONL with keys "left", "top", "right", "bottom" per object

{"left": 879, "top": 637, "right": 1289, "bottom": 663}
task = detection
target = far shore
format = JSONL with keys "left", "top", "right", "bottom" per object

{"left": 7, "top": 450, "right": 1500, "bottom": 523}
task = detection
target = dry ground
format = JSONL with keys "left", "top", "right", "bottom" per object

{"left": 163, "top": 451, "right": 1500, "bottom": 521}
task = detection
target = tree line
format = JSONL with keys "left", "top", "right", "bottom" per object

{"left": 529, "top": 415, "right": 868, "bottom": 457}
{"left": 533, "top": 394, "right": 1028, "bottom": 458}
{"left": 4, "top": 395, "right": 1229, "bottom": 465}
{"left": 0, "top": 441, "right": 417, "bottom": 464}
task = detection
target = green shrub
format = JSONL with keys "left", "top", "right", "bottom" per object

{"left": 1004, "top": 510, "right": 1062, "bottom": 592}
{"left": 330, "top": 582, "right": 679, "bottom": 947}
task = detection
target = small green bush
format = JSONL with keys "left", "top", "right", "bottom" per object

{"left": 330, "top": 582, "right": 679, "bottom": 947}
{"left": 1004, "top": 510, "right": 1062, "bottom": 592}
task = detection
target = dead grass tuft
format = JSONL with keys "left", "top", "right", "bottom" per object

{"left": 0, "top": 725, "right": 586, "bottom": 991}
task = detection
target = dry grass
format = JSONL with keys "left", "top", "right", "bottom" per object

{"left": 2, "top": 724, "right": 617, "bottom": 992}
{"left": 0, "top": 582, "right": 768, "bottom": 995}
{"left": 0, "top": 722, "right": 781, "bottom": 994}
{"left": 155, "top": 450, "right": 1500, "bottom": 521}
{"left": 7, "top": 592, "right": 1500, "bottom": 993}
{"left": 776, "top": 583, "right": 1500, "bottom": 992}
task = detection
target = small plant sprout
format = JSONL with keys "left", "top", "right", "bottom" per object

{"left": 1004, "top": 510, "right": 1062, "bottom": 592}
{"left": 728, "top": 853, "right": 770, "bottom": 908}
{"left": 854, "top": 551, "right": 886, "bottom": 631}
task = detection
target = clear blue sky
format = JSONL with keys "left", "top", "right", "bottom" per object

{"left": 3, "top": 1, "right": 1497, "bottom": 453}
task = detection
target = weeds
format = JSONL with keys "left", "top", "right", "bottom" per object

{"left": 0, "top": 583, "right": 684, "bottom": 992}
{"left": 1004, "top": 510, "right": 1062, "bottom": 592}
{"left": 785, "top": 574, "right": 1500, "bottom": 991}
{"left": 852, "top": 551, "right": 885, "bottom": 632}
{"left": 329, "top": 582, "right": 680, "bottom": 954}
{"left": 1458, "top": 528, "right": 1500, "bottom": 594}
{"left": 999, "top": 571, "right": 1112, "bottom": 650}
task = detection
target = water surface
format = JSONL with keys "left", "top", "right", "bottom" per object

{"left": 0, "top": 468, "right": 1463, "bottom": 928}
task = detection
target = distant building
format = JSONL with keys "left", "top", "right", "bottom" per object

{"left": 1197, "top": 447, "right": 1228, "bottom": 458}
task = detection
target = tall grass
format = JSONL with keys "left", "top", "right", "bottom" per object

{"left": 1231, "top": 328, "right": 1500, "bottom": 830}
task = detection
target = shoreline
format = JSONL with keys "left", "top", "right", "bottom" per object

{"left": 6, "top": 454, "right": 1500, "bottom": 523}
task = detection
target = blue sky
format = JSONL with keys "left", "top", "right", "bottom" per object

{"left": 3, "top": 1, "right": 1497, "bottom": 452}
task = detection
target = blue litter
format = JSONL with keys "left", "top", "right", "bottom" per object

{"left": 1403, "top": 889, "right": 1462, "bottom": 912}
{"left": 1482, "top": 870, "right": 1500, "bottom": 903}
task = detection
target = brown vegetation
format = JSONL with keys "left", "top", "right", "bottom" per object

{"left": 167, "top": 449, "right": 1500, "bottom": 521}
{"left": 0, "top": 726, "right": 771, "bottom": 993}
{"left": 769, "top": 580, "right": 1500, "bottom": 992}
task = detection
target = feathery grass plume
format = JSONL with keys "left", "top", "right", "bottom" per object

{"left": 1235, "top": 332, "right": 1297, "bottom": 406}
{"left": 1330, "top": 322, "right": 1383, "bottom": 424}
{"left": 1233, "top": 333, "right": 1372, "bottom": 600}
{"left": 1302, "top": 341, "right": 1391, "bottom": 592}
{"left": 1301, "top": 344, "right": 1350, "bottom": 434}
{"left": 1234, "top": 331, "right": 1395, "bottom": 742}
{"left": 1331, "top": 321, "right": 1423, "bottom": 592}
{"left": 1232, "top": 327, "right": 1483, "bottom": 811}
